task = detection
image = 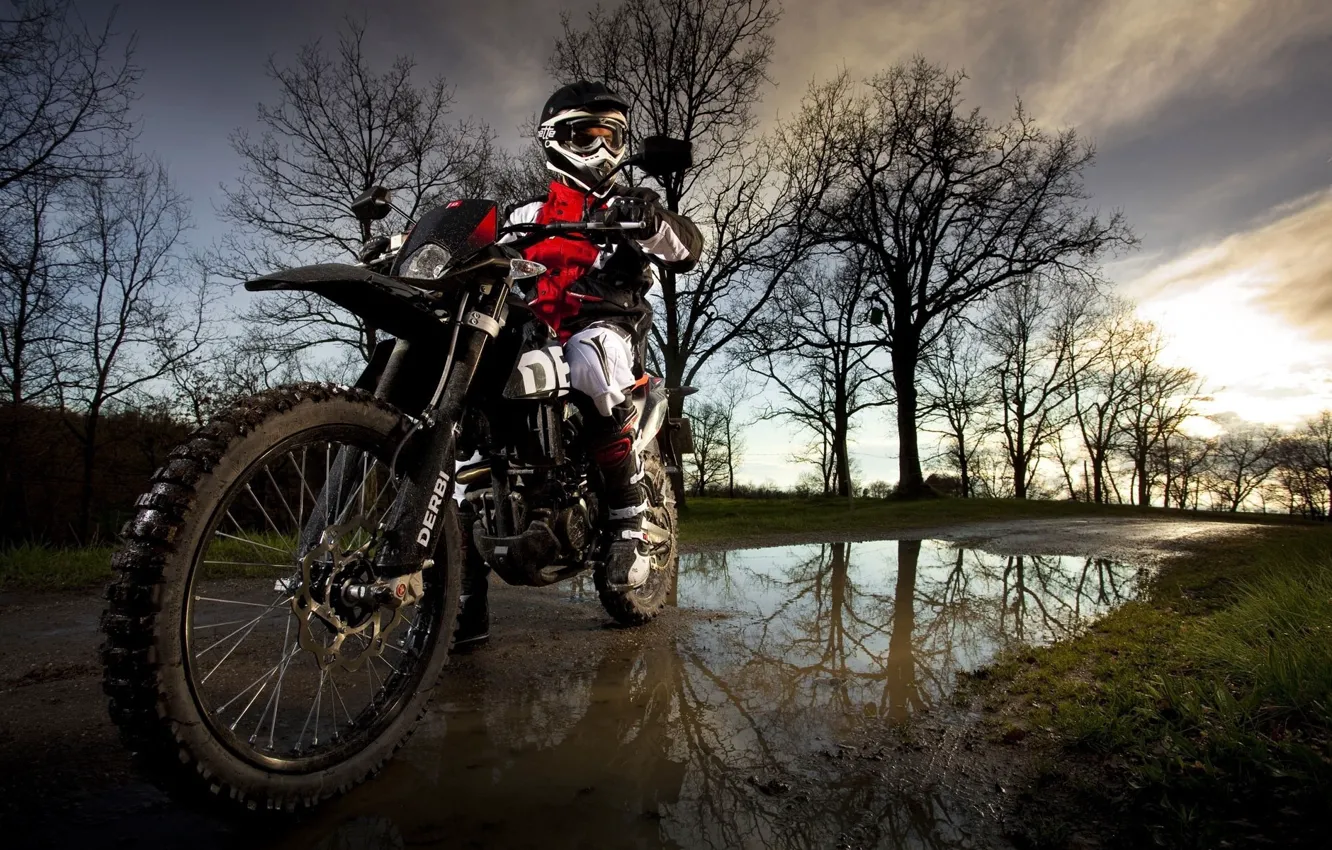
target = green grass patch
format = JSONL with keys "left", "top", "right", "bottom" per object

{"left": 676, "top": 495, "right": 1288, "bottom": 547}
{"left": 0, "top": 531, "right": 308, "bottom": 592}
{"left": 0, "top": 543, "right": 116, "bottom": 590}
{"left": 975, "top": 527, "right": 1332, "bottom": 847}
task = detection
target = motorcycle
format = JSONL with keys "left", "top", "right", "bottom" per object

{"left": 100, "top": 137, "right": 695, "bottom": 812}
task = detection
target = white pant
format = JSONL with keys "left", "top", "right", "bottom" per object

{"left": 564, "top": 324, "right": 636, "bottom": 417}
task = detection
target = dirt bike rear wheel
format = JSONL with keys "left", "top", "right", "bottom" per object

{"left": 101, "top": 383, "right": 462, "bottom": 812}
{"left": 595, "top": 445, "right": 677, "bottom": 626}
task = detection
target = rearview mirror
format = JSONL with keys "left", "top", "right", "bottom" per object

{"left": 631, "top": 136, "right": 692, "bottom": 180}
{"left": 351, "top": 185, "right": 393, "bottom": 224}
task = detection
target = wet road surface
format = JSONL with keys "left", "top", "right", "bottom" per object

{"left": 0, "top": 518, "right": 1258, "bottom": 849}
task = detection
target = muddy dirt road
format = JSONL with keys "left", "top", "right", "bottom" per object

{"left": 0, "top": 516, "right": 1259, "bottom": 849}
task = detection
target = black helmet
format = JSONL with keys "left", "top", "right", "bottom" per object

{"left": 538, "top": 81, "right": 631, "bottom": 195}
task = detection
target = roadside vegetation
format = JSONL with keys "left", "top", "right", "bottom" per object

{"left": 972, "top": 526, "right": 1332, "bottom": 848}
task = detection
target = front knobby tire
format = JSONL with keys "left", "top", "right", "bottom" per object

{"left": 595, "top": 446, "right": 678, "bottom": 626}
{"left": 100, "top": 383, "right": 462, "bottom": 812}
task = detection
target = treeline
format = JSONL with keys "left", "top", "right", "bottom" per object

{"left": 0, "top": 0, "right": 1312, "bottom": 543}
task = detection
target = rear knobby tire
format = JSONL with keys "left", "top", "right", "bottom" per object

{"left": 100, "top": 383, "right": 462, "bottom": 812}
{"left": 595, "top": 445, "right": 678, "bottom": 626}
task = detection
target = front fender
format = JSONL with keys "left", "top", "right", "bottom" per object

{"left": 245, "top": 263, "right": 451, "bottom": 343}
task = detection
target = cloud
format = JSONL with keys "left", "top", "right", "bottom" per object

{"left": 1123, "top": 188, "right": 1332, "bottom": 422}
{"left": 769, "top": 0, "right": 1332, "bottom": 137}
{"left": 1130, "top": 188, "right": 1332, "bottom": 334}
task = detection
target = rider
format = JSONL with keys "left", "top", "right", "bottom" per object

{"left": 455, "top": 81, "right": 703, "bottom": 646}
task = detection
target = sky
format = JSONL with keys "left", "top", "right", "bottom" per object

{"left": 76, "top": 0, "right": 1332, "bottom": 487}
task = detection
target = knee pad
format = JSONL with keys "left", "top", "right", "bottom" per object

{"left": 592, "top": 435, "right": 633, "bottom": 467}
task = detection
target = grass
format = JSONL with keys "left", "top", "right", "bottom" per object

{"left": 973, "top": 526, "right": 1332, "bottom": 847}
{"left": 676, "top": 494, "right": 1291, "bottom": 547}
{"left": 0, "top": 532, "right": 306, "bottom": 592}
{"left": 0, "top": 543, "right": 117, "bottom": 590}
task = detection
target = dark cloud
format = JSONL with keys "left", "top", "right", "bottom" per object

{"left": 64, "top": 0, "right": 1332, "bottom": 431}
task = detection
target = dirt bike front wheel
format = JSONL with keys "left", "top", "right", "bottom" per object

{"left": 101, "top": 383, "right": 462, "bottom": 812}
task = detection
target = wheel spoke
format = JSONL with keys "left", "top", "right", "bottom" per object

{"left": 264, "top": 466, "right": 301, "bottom": 529}
{"left": 195, "top": 600, "right": 289, "bottom": 659}
{"left": 194, "top": 595, "right": 286, "bottom": 608}
{"left": 217, "top": 526, "right": 289, "bottom": 556}
{"left": 199, "top": 597, "right": 293, "bottom": 682}
{"left": 185, "top": 429, "right": 434, "bottom": 766}
{"left": 202, "top": 559, "right": 294, "bottom": 570}
{"left": 246, "top": 483, "right": 291, "bottom": 551}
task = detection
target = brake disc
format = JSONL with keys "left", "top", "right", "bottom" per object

{"left": 291, "top": 518, "right": 421, "bottom": 673}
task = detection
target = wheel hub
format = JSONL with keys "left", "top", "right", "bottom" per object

{"left": 291, "top": 518, "right": 424, "bottom": 673}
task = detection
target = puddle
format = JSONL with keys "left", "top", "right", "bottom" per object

{"left": 271, "top": 540, "right": 1148, "bottom": 850}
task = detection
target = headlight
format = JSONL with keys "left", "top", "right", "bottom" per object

{"left": 400, "top": 243, "right": 452, "bottom": 279}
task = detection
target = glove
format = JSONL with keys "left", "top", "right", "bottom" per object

{"left": 603, "top": 186, "right": 662, "bottom": 236}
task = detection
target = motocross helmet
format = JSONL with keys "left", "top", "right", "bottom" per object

{"left": 539, "top": 81, "right": 631, "bottom": 196}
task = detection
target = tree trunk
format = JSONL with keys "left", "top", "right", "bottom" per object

{"left": 77, "top": 409, "right": 100, "bottom": 544}
{"left": 886, "top": 539, "right": 922, "bottom": 721}
{"left": 1135, "top": 451, "right": 1150, "bottom": 506}
{"left": 1012, "top": 440, "right": 1029, "bottom": 500}
{"left": 833, "top": 389, "right": 851, "bottom": 500}
{"left": 660, "top": 281, "right": 688, "bottom": 508}
{"left": 891, "top": 342, "right": 926, "bottom": 498}
{"left": 1091, "top": 450, "right": 1105, "bottom": 504}
{"left": 957, "top": 439, "right": 971, "bottom": 498}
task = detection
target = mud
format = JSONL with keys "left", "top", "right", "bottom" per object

{"left": 0, "top": 515, "right": 1260, "bottom": 849}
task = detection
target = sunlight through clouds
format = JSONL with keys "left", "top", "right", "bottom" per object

{"left": 1125, "top": 189, "right": 1332, "bottom": 424}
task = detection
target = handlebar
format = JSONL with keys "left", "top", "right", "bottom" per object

{"left": 501, "top": 221, "right": 646, "bottom": 235}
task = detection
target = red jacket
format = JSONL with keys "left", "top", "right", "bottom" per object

{"left": 502, "top": 181, "right": 703, "bottom": 341}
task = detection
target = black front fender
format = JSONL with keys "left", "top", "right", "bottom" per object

{"left": 244, "top": 263, "right": 451, "bottom": 343}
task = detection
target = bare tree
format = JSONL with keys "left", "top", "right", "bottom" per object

{"left": 0, "top": 0, "right": 137, "bottom": 193}
{"left": 772, "top": 60, "right": 1134, "bottom": 497}
{"left": 684, "top": 398, "right": 729, "bottom": 496}
{"left": 0, "top": 178, "right": 82, "bottom": 406}
{"left": 486, "top": 135, "right": 550, "bottom": 213}
{"left": 1206, "top": 419, "right": 1279, "bottom": 512}
{"left": 1069, "top": 300, "right": 1141, "bottom": 504}
{"left": 218, "top": 18, "right": 494, "bottom": 363}
{"left": 1271, "top": 430, "right": 1325, "bottom": 518}
{"left": 59, "top": 159, "right": 204, "bottom": 540}
{"left": 919, "top": 320, "right": 991, "bottom": 497}
{"left": 1157, "top": 433, "right": 1214, "bottom": 511}
{"left": 1297, "top": 411, "right": 1332, "bottom": 515}
{"left": 0, "top": 0, "right": 143, "bottom": 536}
{"left": 685, "top": 380, "right": 754, "bottom": 498}
{"left": 1118, "top": 328, "right": 1205, "bottom": 506}
{"left": 551, "top": 0, "right": 789, "bottom": 504}
{"left": 739, "top": 258, "right": 889, "bottom": 499}
{"left": 718, "top": 384, "right": 752, "bottom": 498}
{"left": 983, "top": 278, "right": 1095, "bottom": 499}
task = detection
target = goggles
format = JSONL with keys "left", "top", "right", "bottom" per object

{"left": 540, "top": 114, "right": 628, "bottom": 155}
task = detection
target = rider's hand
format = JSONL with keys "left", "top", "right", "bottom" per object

{"left": 603, "top": 187, "right": 662, "bottom": 236}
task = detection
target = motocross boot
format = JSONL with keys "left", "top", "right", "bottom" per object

{"left": 589, "top": 398, "right": 652, "bottom": 589}
{"left": 453, "top": 548, "right": 490, "bottom": 648}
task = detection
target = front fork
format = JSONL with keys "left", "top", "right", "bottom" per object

{"left": 371, "top": 282, "right": 510, "bottom": 575}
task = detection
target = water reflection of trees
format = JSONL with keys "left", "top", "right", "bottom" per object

{"left": 278, "top": 628, "right": 973, "bottom": 850}
{"left": 278, "top": 543, "right": 1147, "bottom": 850}
{"left": 680, "top": 540, "right": 1148, "bottom": 729}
